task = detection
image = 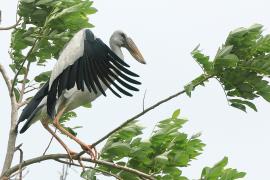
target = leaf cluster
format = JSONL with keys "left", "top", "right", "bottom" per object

{"left": 190, "top": 24, "right": 270, "bottom": 112}
{"left": 201, "top": 157, "right": 246, "bottom": 180}
{"left": 82, "top": 110, "right": 205, "bottom": 180}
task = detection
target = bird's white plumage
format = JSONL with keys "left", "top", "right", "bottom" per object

{"left": 19, "top": 30, "right": 144, "bottom": 134}
{"left": 49, "top": 29, "right": 86, "bottom": 88}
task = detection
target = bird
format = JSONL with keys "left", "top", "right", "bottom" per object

{"left": 17, "top": 29, "right": 146, "bottom": 158}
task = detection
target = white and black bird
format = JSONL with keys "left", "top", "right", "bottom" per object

{"left": 17, "top": 29, "right": 145, "bottom": 157}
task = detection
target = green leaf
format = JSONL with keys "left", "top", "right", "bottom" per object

{"left": 191, "top": 46, "right": 213, "bottom": 73}
{"left": 36, "top": 0, "right": 54, "bottom": 5}
{"left": 216, "top": 45, "right": 233, "bottom": 58}
{"left": 48, "top": 1, "right": 96, "bottom": 22}
{"left": 105, "top": 142, "right": 131, "bottom": 157}
{"left": 184, "top": 83, "right": 193, "bottom": 97}
{"left": 21, "top": 0, "right": 35, "bottom": 3}
{"left": 172, "top": 109, "right": 180, "bottom": 118}
{"left": 81, "top": 169, "right": 96, "bottom": 180}
{"left": 60, "top": 111, "right": 77, "bottom": 123}
{"left": 14, "top": 88, "right": 21, "bottom": 102}
{"left": 231, "top": 103, "right": 246, "bottom": 112}
{"left": 229, "top": 99, "right": 257, "bottom": 111}
{"left": 82, "top": 102, "right": 92, "bottom": 108}
{"left": 184, "top": 74, "right": 210, "bottom": 97}
{"left": 215, "top": 54, "right": 239, "bottom": 68}
{"left": 34, "top": 71, "right": 51, "bottom": 82}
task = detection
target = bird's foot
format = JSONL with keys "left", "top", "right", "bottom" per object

{"left": 78, "top": 156, "right": 86, "bottom": 172}
{"left": 66, "top": 150, "right": 77, "bottom": 164}
{"left": 80, "top": 144, "right": 97, "bottom": 160}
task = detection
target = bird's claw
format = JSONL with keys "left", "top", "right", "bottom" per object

{"left": 67, "top": 150, "right": 77, "bottom": 165}
{"left": 81, "top": 144, "right": 97, "bottom": 160}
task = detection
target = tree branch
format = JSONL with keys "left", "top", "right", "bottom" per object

{"left": 1, "top": 153, "right": 155, "bottom": 180}
{"left": 10, "top": 39, "right": 38, "bottom": 96}
{"left": 0, "top": 63, "right": 12, "bottom": 93}
{"left": 0, "top": 19, "right": 20, "bottom": 30}
{"left": 55, "top": 159, "right": 123, "bottom": 180}
{"left": 14, "top": 144, "right": 23, "bottom": 180}
{"left": 18, "top": 61, "right": 31, "bottom": 103}
{"left": 43, "top": 128, "right": 57, "bottom": 155}
{"left": 1, "top": 63, "right": 19, "bottom": 176}
{"left": 77, "top": 74, "right": 213, "bottom": 157}
{"left": 17, "top": 99, "right": 30, "bottom": 109}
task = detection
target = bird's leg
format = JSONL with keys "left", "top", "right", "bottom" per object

{"left": 41, "top": 120, "right": 76, "bottom": 162}
{"left": 52, "top": 107, "right": 97, "bottom": 160}
{"left": 78, "top": 156, "right": 86, "bottom": 172}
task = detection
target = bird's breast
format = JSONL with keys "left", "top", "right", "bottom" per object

{"left": 62, "top": 82, "right": 110, "bottom": 112}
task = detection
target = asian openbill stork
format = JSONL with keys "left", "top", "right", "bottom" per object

{"left": 17, "top": 29, "right": 145, "bottom": 158}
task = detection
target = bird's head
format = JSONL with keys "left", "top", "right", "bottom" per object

{"left": 110, "top": 30, "right": 146, "bottom": 64}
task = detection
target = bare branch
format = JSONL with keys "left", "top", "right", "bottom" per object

{"left": 43, "top": 128, "right": 57, "bottom": 155}
{"left": 14, "top": 144, "right": 23, "bottom": 180}
{"left": 1, "top": 63, "right": 19, "bottom": 176}
{"left": 17, "top": 99, "right": 30, "bottom": 109}
{"left": 55, "top": 159, "right": 123, "bottom": 180}
{"left": 0, "top": 19, "right": 21, "bottom": 30}
{"left": 24, "top": 87, "right": 39, "bottom": 94}
{"left": 2, "top": 153, "right": 155, "bottom": 180}
{"left": 59, "top": 162, "right": 69, "bottom": 180}
{"left": 18, "top": 61, "right": 31, "bottom": 103}
{"left": 0, "top": 63, "right": 12, "bottom": 93}
{"left": 143, "top": 89, "right": 147, "bottom": 111}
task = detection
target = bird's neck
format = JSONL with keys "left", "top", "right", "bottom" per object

{"left": 110, "top": 43, "right": 124, "bottom": 60}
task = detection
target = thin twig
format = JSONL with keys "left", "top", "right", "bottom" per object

{"left": 14, "top": 144, "right": 23, "bottom": 180}
{"left": 9, "top": 167, "right": 28, "bottom": 180}
{"left": 2, "top": 153, "right": 155, "bottom": 180}
{"left": 59, "top": 162, "right": 69, "bottom": 180}
{"left": 18, "top": 61, "right": 31, "bottom": 103}
{"left": 143, "top": 89, "right": 147, "bottom": 111}
{"left": 55, "top": 159, "right": 123, "bottom": 180}
{"left": 17, "top": 99, "right": 30, "bottom": 109}
{"left": 91, "top": 90, "right": 184, "bottom": 146}
{"left": 11, "top": 39, "right": 39, "bottom": 96}
{"left": 24, "top": 87, "right": 39, "bottom": 94}
{"left": 0, "top": 63, "right": 12, "bottom": 93}
{"left": 0, "top": 19, "right": 20, "bottom": 30}
{"left": 43, "top": 128, "right": 57, "bottom": 155}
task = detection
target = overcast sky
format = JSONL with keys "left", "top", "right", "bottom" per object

{"left": 1, "top": 0, "right": 270, "bottom": 179}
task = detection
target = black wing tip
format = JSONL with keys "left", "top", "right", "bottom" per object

{"left": 19, "top": 128, "right": 26, "bottom": 134}
{"left": 19, "top": 122, "right": 30, "bottom": 134}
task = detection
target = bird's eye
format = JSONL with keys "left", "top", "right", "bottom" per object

{"left": 121, "top": 33, "right": 126, "bottom": 39}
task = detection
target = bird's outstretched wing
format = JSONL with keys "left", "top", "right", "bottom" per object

{"left": 47, "top": 29, "right": 141, "bottom": 118}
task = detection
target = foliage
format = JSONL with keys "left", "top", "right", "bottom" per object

{"left": 11, "top": 0, "right": 97, "bottom": 132}
{"left": 201, "top": 157, "right": 246, "bottom": 180}
{"left": 188, "top": 24, "right": 270, "bottom": 112}
{"left": 81, "top": 110, "right": 245, "bottom": 180}
{"left": 4, "top": 1, "right": 260, "bottom": 178}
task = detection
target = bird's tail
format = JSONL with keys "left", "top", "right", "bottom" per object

{"left": 17, "top": 81, "right": 49, "bottom": 133}
{"left": 19, "top": 105, "right": 43, "bottom": 133}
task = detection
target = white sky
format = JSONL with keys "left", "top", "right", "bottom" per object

{"left": 1, "top": 0, "right": 270, "bottom": 179}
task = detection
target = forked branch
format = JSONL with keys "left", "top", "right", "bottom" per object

{"left": 1, "top": 153, "right": 155, "bottom": 180}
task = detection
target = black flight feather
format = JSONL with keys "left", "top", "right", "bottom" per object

{"left": 17, "top": 82, "right": 49, "bottom": 133}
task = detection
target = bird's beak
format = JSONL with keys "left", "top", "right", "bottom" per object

{"left": 126, "top": 37, "right": 146, "bottom": 64}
